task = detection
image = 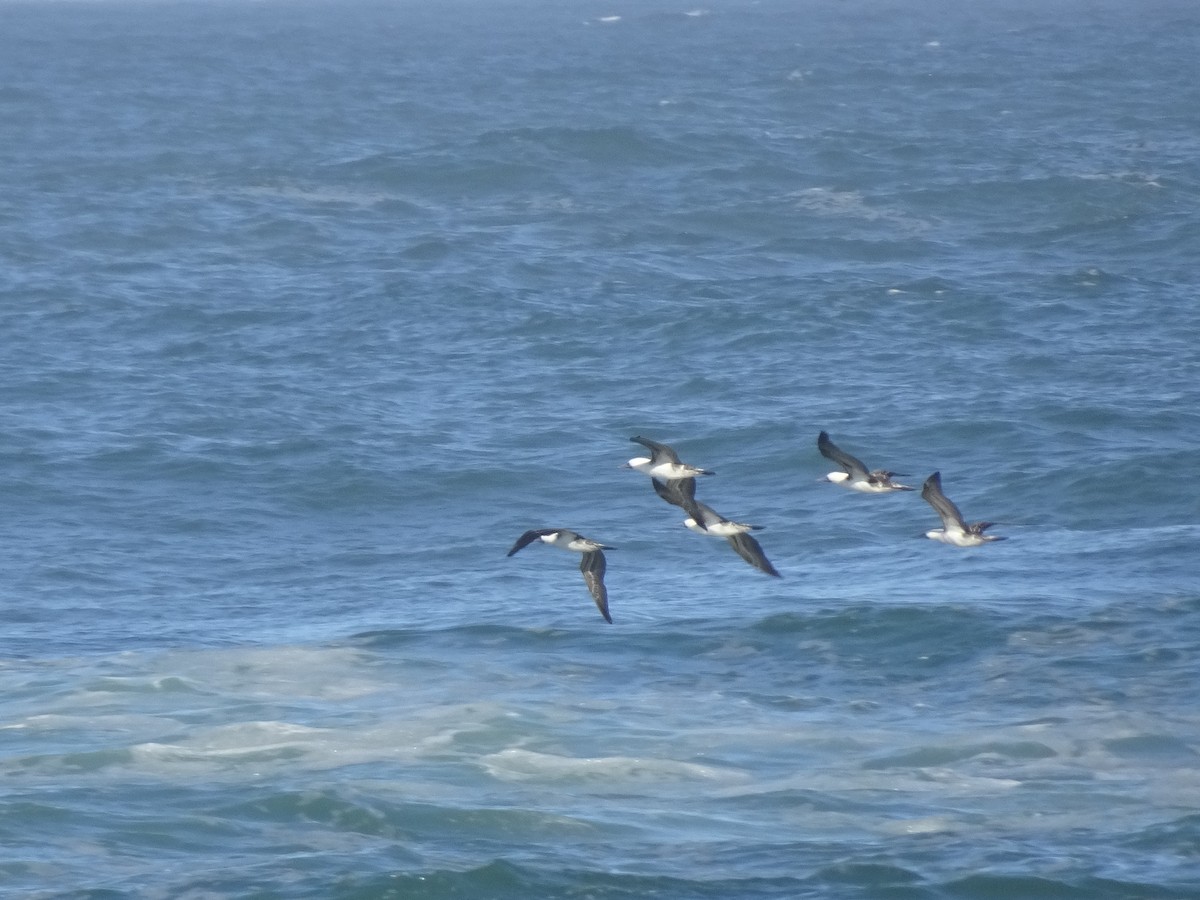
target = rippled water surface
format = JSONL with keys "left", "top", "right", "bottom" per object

{"left": 2, "top": 0, "right": 1199, "bottom": 896}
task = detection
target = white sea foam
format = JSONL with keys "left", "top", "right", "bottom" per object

{"left": 880, "top": 816, "right": 958, "bottom": 835}
{"left": 480, "top": 748, "right": 749, "bottom": 784}
{"left": 789, "top": 187, "right": 932, "bottom": 234}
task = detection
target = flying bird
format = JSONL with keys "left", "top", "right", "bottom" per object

{"left": 507, "top": 529, "right": 614, "bottom": 622}
{"left": 817, "top": 431, "right": 913, "bottom": 493}
{"left": 920, "top": 471, "right": 1007, "bottom": 547}
{"left": 626, "top": 435, "right": 713, "bottom": 530}
{"left": 652, "top": 478, "right": 781, "bottom": 577}
{"left": 626, "top": 435, "right": 714, "bottom": 480}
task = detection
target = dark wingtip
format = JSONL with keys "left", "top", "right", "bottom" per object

{"left": 507, "top": 530, "right": 539, "bottom": 556}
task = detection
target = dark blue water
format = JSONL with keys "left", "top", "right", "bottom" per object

{"left": 2, "top": 0, "right": 1199, "bottom": 896}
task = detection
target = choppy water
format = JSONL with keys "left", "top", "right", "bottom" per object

{"left": 2, "top": 0, "right": 1199, "bottom": 897}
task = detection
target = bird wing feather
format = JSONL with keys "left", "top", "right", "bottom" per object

{"left": 507, "top": 529, "right": 551, "bottom": 556}
{"left": 818, "top": 431, "right": 869, "bottom": 478}
{"left": 579, "top": 551, "right": 612, "bottom": 623}
{"left": 921, "top": 472, "right": 968, "bottom": 530}
{"left": 630, "top": 435, "right": 680, "bottom": 465}
{"left": 727, "top": 533, "right": 781, "bottom": 577}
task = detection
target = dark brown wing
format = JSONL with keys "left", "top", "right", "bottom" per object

{"left": 651, "top": 476, "right": 696, "bottom": 506}
{"left": 727, "top": 533, "right": 781, "bottom": 577}
{"left": 649, "top": 477, "right": 707, "bottom": 531}
{"left": 818, "top": 431, "right": 869, "bottom": 479}
{"left": 507, "top": 529, "right": 553, "bottom": 556}
{"left": 579, "top": 550, "right": 612, "bottom": 623}
{"left": 921, "top": 472, "right": 967, "bottom": 530}
{"left": 630, "top": 435, "right": 680, "bottom": 465}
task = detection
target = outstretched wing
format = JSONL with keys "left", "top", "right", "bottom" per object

{"left": 921, "top": 472, "right": 967, "bottom": 531}
{"left": 651, "top": 476, "right": 696, "bottom": 508}
{"left": 630, "top": 435, "right": 680, "bottom": 465}
{"left": 818, "top": 431, "right": 869, "bottom": 479}
{"left": 650, "top": 476, "right": 708, "bottom": 531}
{"left": 579, "top": 551, "right": 612, "bottom": 623}
{"left": 507, "top": 529, "right": 552, "bottom": 556}
{"left": 727, "top": 533, "right": 781, "bottom": 577}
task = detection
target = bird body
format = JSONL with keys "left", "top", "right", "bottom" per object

{"left": 683, "top": 505, "right": 759, "bottom": 537}
{"left": 509, "top": 529, "right": 607, "bottom": 555}
{"left": 626, "top": 435, "right": 714, "bottom": 480}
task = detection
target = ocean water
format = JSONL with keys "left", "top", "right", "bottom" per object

{"left": 2, "top": 0, "right": 1199, "bottom": 896}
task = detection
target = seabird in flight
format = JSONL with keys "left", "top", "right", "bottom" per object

{"left": 507, "top": 529, "right": 614, "bottom": 623}
{"left": 818, "top": 431, "right": 913, "bottom": 493}
{"left": 920, "top": 471, "right": 1007, "bottom": 547}
{"left": 626, "top": 435, "right": 714, "bottom": 529}
{"left": 652, "top": 478, "right": 781, "bottom": 577}
{"left": 626, "top": 435, "right": 714, "bottom": 480}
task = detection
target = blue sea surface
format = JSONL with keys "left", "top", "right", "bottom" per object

{"left": 2, "top": 0, "right": 1199, "bottom": 897}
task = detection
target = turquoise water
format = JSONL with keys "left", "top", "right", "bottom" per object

{"left": 2, "top": 0, "right": 1199, "bottom": 896}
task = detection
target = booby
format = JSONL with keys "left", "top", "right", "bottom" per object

{"left": 626, "top": 435, "right": 713, "bottom": 530}
{"left": 626, "top": 435, "right": 714, "bottom": 479}
{"left": 507, "top": 529, "right": 614, "bottom": 622}
{"left": 652, "top": 478, "right": 781, "bottom": 577}
{"left": 920, "top": 471, "right": 1006, "bottom": 547}
{"left": 817, "top": 431, "right": 912, "bottom": 493}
